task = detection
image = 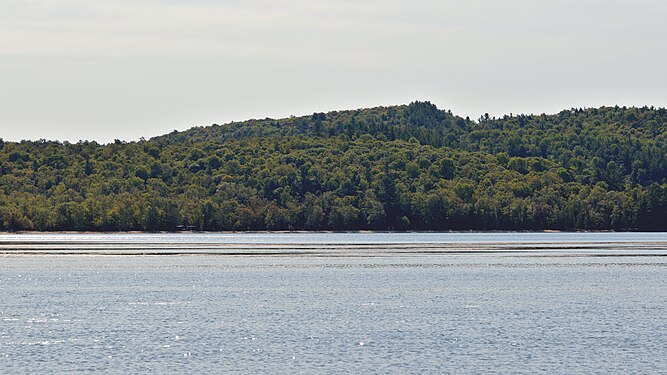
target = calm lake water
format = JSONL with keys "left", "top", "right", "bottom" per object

{"left": 1, "top": 233, "right": 666, "bottom": 373}
{"left": 1, "top": 231, "right": 666, "bottom": 244}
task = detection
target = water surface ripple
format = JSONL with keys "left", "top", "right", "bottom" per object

{"left": 1, "top": 233, "right": 666, "bottom": 373}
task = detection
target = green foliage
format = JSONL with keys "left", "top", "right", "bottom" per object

{"left": 0, "top": 103, "right": 665, "bottom": 231}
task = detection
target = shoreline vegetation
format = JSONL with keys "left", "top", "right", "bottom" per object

{"left": 1, "top": 102, "right": 665, "bottom": 231}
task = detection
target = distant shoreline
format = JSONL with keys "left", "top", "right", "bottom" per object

{"left": 2, "top": 229, "right": 648, "bottom": 235}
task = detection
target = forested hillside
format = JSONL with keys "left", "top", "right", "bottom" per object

{"left": 1, "top": 102, "right": 665, "bottom": 231}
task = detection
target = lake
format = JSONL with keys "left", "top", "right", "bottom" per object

{"left": 1, "top": 232, "right": 666, "bottom": 373}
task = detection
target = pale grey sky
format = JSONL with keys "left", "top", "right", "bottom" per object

{"left": 1, "top": 0, "right": 665, "bottom": 143}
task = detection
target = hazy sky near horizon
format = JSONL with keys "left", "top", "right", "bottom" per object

{"left": 1, "top": 0, "right": 666, "bottom": 143}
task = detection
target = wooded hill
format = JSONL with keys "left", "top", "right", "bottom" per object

{"left": 1, "top": 102, "right": 665, "bottom": 231}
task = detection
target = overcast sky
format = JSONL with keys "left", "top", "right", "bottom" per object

{"left": 1, "top": 0, "right": 665, "bottom": 143}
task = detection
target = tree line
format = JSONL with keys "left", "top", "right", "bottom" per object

{"left": 0, "top": 102, "right": 665, "bottom": 231}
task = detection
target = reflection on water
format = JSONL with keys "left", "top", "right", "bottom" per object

{"left": 1, "top": 233, "right": 667, "bottom": 373}
{"left": 1, "top": 232, "right": 666, "bottom": 257}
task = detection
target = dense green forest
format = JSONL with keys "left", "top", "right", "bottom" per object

{"left": 1, "top": 102, "right": 665, "bottom": 231}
